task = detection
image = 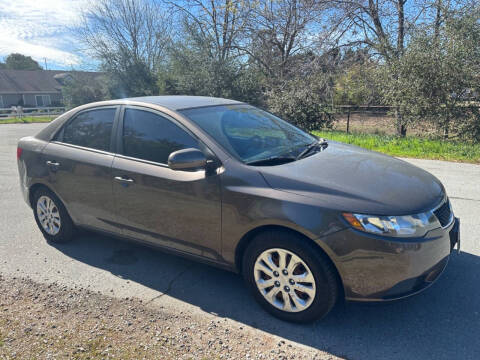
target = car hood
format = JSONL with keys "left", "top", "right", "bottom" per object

{"left": 259, "top": 141, "right": 445, "bottom": 215}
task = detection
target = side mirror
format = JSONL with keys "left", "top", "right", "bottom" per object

{"left": 168, "top": 148, "right": 207, "bottom": 171}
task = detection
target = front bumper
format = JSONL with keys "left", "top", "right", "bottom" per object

{"left": 321, "top": 217, "right": 460, "bottom": 301}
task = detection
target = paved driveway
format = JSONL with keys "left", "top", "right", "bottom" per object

{"left": 1, "top": 123, "right": 479, "bottom": 359}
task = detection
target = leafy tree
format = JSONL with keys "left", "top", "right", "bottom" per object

{"left": 332, "top": 0, "right": 478, "bottom": 136}
{"left": 4, "top": 53, "right": 42, "bottom": 70}
{"left": 102, "top": 48, "right": 159, "bottom": 98}
{"left": 379, "top": 6, "right": 480, "bottom": 141}
{"left": 334, "top": 63, "right": 382, "bottom": 105}
{"left": 158, "top": 15, "right": 263, "bottom": 104}
{"left": 266, "top": 69, "right": 335, "bottom": 131}
{"left": 159, "top": 52, "right": 262, "bottom": 104}
{"left": 332, "top": 0, "right": 437, "bottom": 135}
{"left": 61, "top": 73, "right": 108, "bottom": 108}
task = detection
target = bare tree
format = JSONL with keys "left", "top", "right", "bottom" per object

{"left": 332, "top": 0, "right": 414, "bottom": 61}
{"left": 79, "top": 0, "right": 171, "bottom": 71}
{"left": 245, "top": 0, "right": 327, "bottom": 80}
{"left": 168, "top": 0, "right": 252, "bottom": 62}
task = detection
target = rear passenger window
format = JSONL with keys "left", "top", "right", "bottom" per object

{"left": 62, "top": 108, "right": 116, "bottom": 151}
{"left": 122, "top": 108, "right": 198, "bottom": 164}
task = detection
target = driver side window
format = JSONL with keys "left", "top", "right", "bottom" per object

{"left": 122, "top": 108, "right": 198, "bottom": 164}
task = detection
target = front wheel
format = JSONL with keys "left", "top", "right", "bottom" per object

{"left": 242, "top": 231, "right": 339, "bottom": 323}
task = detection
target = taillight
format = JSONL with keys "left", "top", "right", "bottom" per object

{"left": 17, "top": 147, "right": 23, "bottom": 160}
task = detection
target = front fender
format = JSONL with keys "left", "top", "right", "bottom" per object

{"left": 220, "top": 165, "right": 347, "bottom": 265}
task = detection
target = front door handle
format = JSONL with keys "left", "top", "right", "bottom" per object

{"left": 114, "top": 176, "right": 134, "bottom": 183}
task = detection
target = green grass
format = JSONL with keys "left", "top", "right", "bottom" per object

{"left": 0, "top": 116, "right": 54, "bottom": 124}
{"left": 313, "top": 130, "right": 480, "bottom": 163}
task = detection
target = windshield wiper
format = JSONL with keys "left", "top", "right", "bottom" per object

{"left": 246, "top": 156, "right": 296, "bottom": 166}
{"left": 296, "top": 138, "right": 328, "bottom": 160}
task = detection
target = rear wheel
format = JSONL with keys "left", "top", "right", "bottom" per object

{"left": 242, "top": 230, "right": 339, "bottom": 323}
{"left": 33, "top": 188, "right": 75, "bottom": 243}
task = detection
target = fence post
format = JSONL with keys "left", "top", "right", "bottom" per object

{"left": 346, "top": 109, "right": 351, "bottom": 134}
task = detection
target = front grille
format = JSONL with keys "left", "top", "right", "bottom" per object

{"left": 434, "top": 199, "right": 453, "bottom": 227}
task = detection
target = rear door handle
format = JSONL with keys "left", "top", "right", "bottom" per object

{"left": 46, "top": 160, "right": 60, "bottom": 167}
{"left": 114, "top": 176, "right": 134, "bottom": 183}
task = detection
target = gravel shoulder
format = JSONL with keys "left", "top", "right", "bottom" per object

{"left": 0, "top": 275, "right": 339, "bottom": 360}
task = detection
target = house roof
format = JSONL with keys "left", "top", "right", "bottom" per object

{"left": 0, "top": 70, "right": 100, "bottom": 94}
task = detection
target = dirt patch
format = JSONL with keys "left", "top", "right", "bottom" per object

{"left": 0, "top": 275, "right": 340, "bottom": 359}
{"left": 333, "top": 112, "right": 439, "bottom": 136}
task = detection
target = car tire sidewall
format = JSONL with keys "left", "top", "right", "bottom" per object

{"left": 243, "top": 231, "right": 339, "bottom": 323}
{"left": 33, "top": 188, "right": 74, "bottom": 243}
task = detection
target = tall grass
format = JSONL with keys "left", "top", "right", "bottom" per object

{"left": 314, "top": 130, "right": 480, "bottom": 163}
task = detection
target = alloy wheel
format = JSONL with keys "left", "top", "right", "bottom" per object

{"left": 36, "top": 195, "right": 61, "bottom": 236}
{"left": 253, "top": 248, "right": 316, "bottom": 312}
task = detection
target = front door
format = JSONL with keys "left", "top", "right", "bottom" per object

{"left": 112, "top": 107, "right": 222, "bottom": 261}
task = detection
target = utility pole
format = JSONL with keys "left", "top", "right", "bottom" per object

{"left": 44, "top": 58, "right": 47, "bottom": 70}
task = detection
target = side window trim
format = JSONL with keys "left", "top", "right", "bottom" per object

{"left": 115, "top": 105, "right": 126, "bottom": 156}
{"left": 114, "top": 153, "right": 171, "bottom": 168}
{"left": 50, "top": 140, "right": 116, "bottom": 156}
{"left": 117, "top": 105, "right": 203, "bottom": 166}
{"left": 55, "top": 126, "right": 65, "bottom": 142}
{"left": 54, "top": 105, "right": 120, "bottom": 153}
{"left": 110, "top": 106, "right": 122, "bottom": 154}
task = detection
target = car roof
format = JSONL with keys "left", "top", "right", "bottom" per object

{"left": 121, "top": 95, "right": 244, "bottom": 111}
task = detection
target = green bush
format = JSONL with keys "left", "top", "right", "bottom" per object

{"left": 266, "top": 77, "right": 334, "bottom": 131}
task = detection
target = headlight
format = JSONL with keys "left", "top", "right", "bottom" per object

{"left": 342, "top": 211, "right": 441, "bottom": 238}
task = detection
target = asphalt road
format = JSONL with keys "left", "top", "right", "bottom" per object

{"left": 1, "top": 123, "right": 479, "bottom": 359}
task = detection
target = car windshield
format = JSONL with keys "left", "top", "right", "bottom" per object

{"left": 180, "top": 104, "right": 317, "bottom": 164}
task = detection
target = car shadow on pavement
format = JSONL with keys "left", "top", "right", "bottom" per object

{"left": 51, "top": 232, "right": 479, "bottom": 360}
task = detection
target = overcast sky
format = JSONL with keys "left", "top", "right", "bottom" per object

{"left": 0, "top": 0, "right": 93, "bottom": 70}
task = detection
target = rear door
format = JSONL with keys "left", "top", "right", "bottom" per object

{"left": 42, "top": 106, "right": 120, "bottom": 233}
{"left": 111, "top": 106, "right": 222, "bottom": 261}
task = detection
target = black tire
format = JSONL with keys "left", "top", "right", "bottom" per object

{"left": 32, "top": 187, "right": 75, "bottom": 243}
{"left": 242, "top": 230, "right": 339, "bottom": 323}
